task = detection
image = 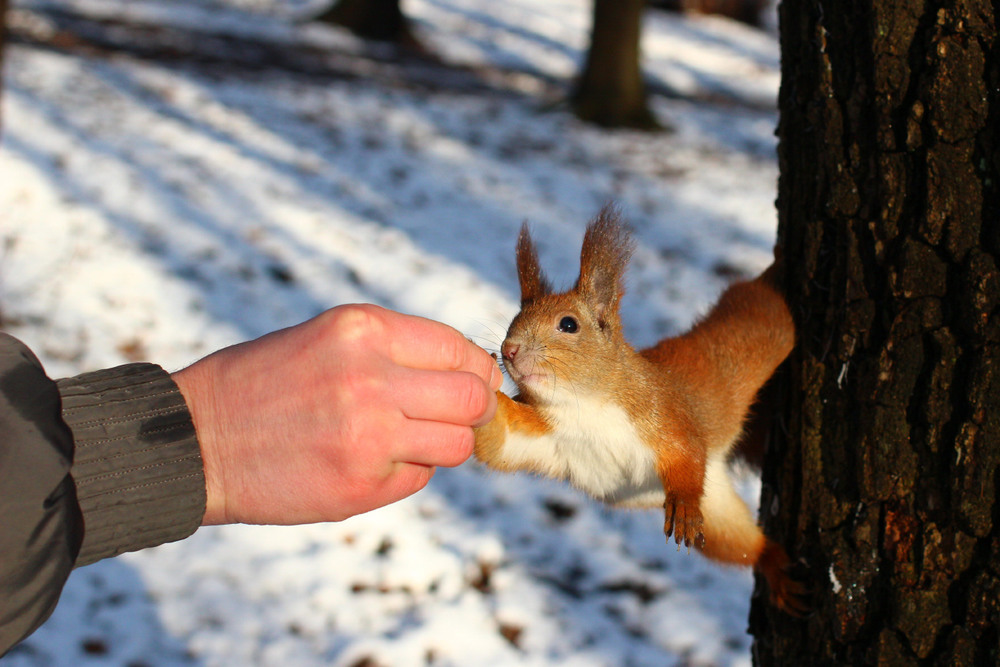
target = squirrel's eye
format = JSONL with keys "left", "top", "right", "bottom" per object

{"left": 558, "top": 316, "right": 579, "bottom": 334}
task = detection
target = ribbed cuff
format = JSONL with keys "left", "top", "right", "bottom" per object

{"left": 57, "top": 364, "right": 206, "bottom": 567}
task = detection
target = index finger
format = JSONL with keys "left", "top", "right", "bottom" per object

{"left": 382, "top": 310, "right": 502, "bottom": 390}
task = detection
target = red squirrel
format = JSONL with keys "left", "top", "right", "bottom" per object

{"left": 474, "top": 207, "right": 804, "bottom": 614}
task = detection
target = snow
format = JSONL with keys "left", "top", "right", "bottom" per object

{"left": 0, "top": 0, "right": 780, "bottom": 665}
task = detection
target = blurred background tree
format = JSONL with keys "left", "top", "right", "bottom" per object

{"left": 654, "top": 0, "right": 768, "bottom": 27}
{"left": 312, "top": 0, "right": 661, "bottom": 129}
{"left": 571, "top": 0, "right": 657, "bottom": 129}
{"left": 1, "top": 0, "right": 6, "bottom": 119}
{"left": 313, "top": 0, "right": 422, "bottom": 50}
{"left": 310, "top": 0, "right": 765, "bottom": 131}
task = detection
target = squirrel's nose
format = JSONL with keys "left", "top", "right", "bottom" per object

{"left": 501, "top": 342, "right": 520, "bottom": 362}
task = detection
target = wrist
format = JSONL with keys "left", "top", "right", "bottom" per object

{"left": 172, "top": 358, "right": 228, "bottom": 526}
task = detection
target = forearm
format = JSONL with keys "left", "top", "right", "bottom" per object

{"left": 58, "top": 363, "right": 206, "bottom": 566}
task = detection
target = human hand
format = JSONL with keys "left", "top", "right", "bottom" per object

{"left": 172, "top": 304, "right": 502, "bottom": 526}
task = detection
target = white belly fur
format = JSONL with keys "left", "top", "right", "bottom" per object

{"left": 503, "top": 393, "right": 665, "bottom": 508}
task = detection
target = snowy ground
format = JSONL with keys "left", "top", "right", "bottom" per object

{"left": 0, "top": 1, "right": 781, "bottom": 665}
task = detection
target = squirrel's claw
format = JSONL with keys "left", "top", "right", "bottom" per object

{"left": 758, "top": 539, "right": 811, "bottom": 617}
{"left": 773, "top": 578, "right": 811, "bottom": 617}
{"left": 664, "top": 497, "right": 705, "bottom": 552}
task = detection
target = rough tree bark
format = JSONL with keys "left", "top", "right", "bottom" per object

{"left": 571, "top": 0, "right": 657, "bottom": 129}
{"left": 750, "top": 0, "right": 999, "bottom": 665}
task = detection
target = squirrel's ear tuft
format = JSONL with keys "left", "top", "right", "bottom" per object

{"left": 576, "top": 205, "right": 635, "bottom": 326}
{"left": 517, "top": 222, "right": 552, "bottom": 304}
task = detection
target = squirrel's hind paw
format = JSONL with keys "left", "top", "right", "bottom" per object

{"left": 664, "top": 497, "right": 705, "bottom": 551}
{"left": 771, "top": 577, "right": 811, "bottom": 617}
{"left": 758, "top": 539, "right": 811, "bottom": 617}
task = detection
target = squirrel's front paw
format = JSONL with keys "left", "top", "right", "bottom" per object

{"left": 664, "top": 497, "right": 705, "bottom": 551}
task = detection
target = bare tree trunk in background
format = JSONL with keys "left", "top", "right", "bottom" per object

{"left": 0, "top": 0, "right": 6, "bottom": 327}
{"left": 571, "top": 0, "right": 657, "bottom": 129}
{"left": 655, "top": 0, "right": 768, "bottom": 27}
{"left": 1, "top": 0, "right": 7, "bottom": 135}
{"left": 314, "top": 0, "right": 421, "bottom": 50}
{"left": 751, "top": 0, "right": 1000, "bottom": 664}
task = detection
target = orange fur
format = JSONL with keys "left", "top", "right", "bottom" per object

{"left": 473, "top": 207, "right": 803, "bottom": 613}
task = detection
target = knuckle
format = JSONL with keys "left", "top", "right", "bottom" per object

{"left": 324, "top": 304, "right": 387, "bottom": 345}
{"left": 378, "top": 465, "right": 432, "bottom": 508}
{"left": 333, "top": 368, "right": 381, "bottom": 409}
{"left": 449, "top": 428, "right": 475, "bottom": 464}
{"left": 421, "top": 322, "right": 467, "bottom": 371}
{"left": 440, "top": 336, "right": 467, "bottom": 371}
{"left": 402, "top": 464, "right": 436, "bottom": 492}
{"left": 457, "top": 374, "right": 489, "bottom": 420}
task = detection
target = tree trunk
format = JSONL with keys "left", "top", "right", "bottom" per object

{"left": 751, "top": 0, "right": 1000, "bottom": 665}
{"left": 654, "top": 0, "right": 767, "bottom": 27}
{"left": 1, "top": 0, "right": 6, "bottom": 135}
{"left": 0, "top": 0, "right": 5, "bottom": 327}
{"left": 314, "top": 0, "right": 420, "bottom": 49}
{"left": 571, "top": 0, "right": 657, "bottom": 129}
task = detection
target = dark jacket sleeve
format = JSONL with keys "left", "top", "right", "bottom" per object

{"left": 0, "top": 334, "right": 207, "bottom": 656}
{"left": 0, "top": 334, "right": 83, "bottom": 655}
{"left": 58, "top": 362, "right": 206, "bottom": 566}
